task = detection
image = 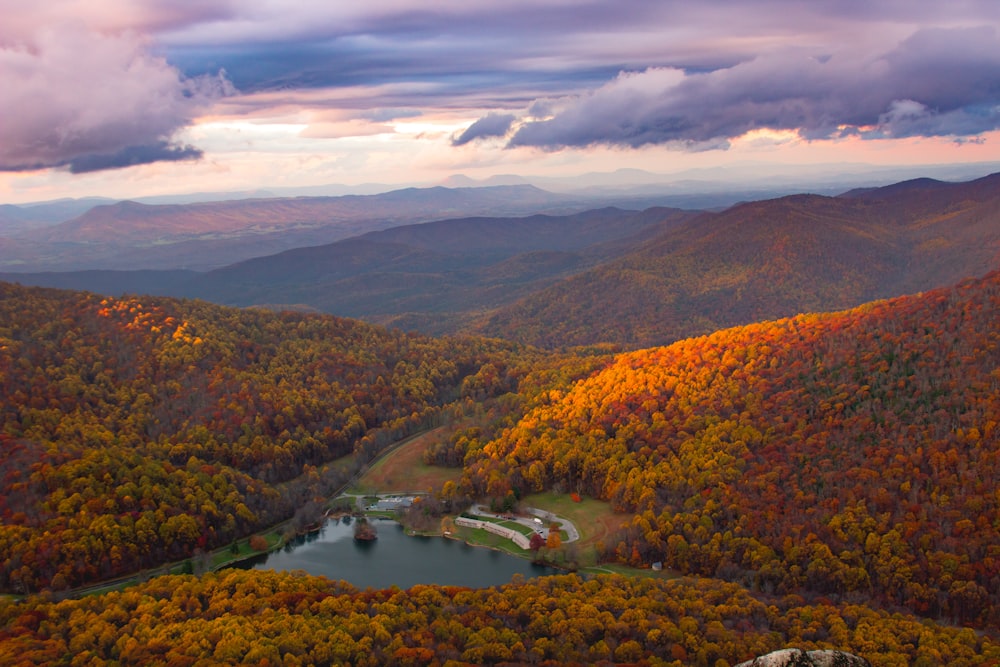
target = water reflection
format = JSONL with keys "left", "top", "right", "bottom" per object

{"left": 237, "top": 517, "right": 557, "bottom": 589}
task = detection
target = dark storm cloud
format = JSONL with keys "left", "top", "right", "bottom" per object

{"left": 452, "top": 113, "right": 517, "bottom": 146}
{"left": 168, "top": 40, "right": 624, "bottom": 104}
{"left": 66, "top": 142, "right": 204, "bottom": 174}
{"left": 503, "top": 26, "right": 1000, "bottom": 150}
{"left": 162, "top": 1, "right": 757, "bottom": 100}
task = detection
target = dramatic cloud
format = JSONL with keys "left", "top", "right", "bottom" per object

{"left": 503, "top": 26, "right": 1000, "bottom": 150}
{"left": 4, "top": 0, "right": 1000, "bottom": 192}
{"left": 153, "top": 1, "right": 1000, "bottom": 110}
{"left": 66, "top": 142, "right": 203, "bottom": 174}
{"left": 0, "top": 25, "right": 230, "bottom": 172}
{"left": 452, "top": 113, "right": 517, "bottom": 146}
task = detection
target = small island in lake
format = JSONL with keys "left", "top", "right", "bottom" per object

{"left": 353, "top": 517, "right": 378, "bottom": 541}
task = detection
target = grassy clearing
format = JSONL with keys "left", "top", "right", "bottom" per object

{"left": 453, "top": 525, "right": 531, "bottom": 557}
{"left": 469, "top": 514, "right": 537, "bottom": 538}
{"left": 210, "top": 530, "right": 283, "bottom": 568}
{"left": 357, "top": 427, "right": 462, "bottom": 494}
{"left": 499, "top": 520, "right": 536, "bottom": 537}
{"left": 212, "top": 540, "right": 256, "bottom": 568}
{"left": 521, "top": 492, "right": 629, "bottom": 547}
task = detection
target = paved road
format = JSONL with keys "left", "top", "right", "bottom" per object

{"left": 525, "top": 507, "right": 580, "bottom": 542}
{"left": 470, "top": 504, "right": 580, "bottom": 543}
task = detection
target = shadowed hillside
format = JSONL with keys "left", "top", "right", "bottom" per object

{"left": 472, "top": 173, "right": 1000, "bottom": 348}
{"left": 10, "top": 174, "right": 1000, "bottom": 348}
{"left": 174, "top": 207, "right": 692, "bottom": 331}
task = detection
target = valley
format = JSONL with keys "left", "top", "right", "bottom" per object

{"left": 1, "top": 174, "right": 1000, "bottom": 665}
{"left": 9, "top": 2, "right": 1000, "bottom": 663}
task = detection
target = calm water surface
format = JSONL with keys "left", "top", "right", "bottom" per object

{"left": 245, "top": 517, "right": 557, "bottom": 589}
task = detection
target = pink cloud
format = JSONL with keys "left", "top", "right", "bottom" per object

{"left": 0, "top": 17, "right": 231, "bottom": 171}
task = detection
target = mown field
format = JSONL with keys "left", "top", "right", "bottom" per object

{"left": 355, "top": 427, "right": 463, "bottom": 493}
{"left": 522, "top": 492, "right": 628, "bottom": 548}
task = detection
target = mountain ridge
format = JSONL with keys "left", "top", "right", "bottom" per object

{"left": 470, "top": 171, "right": 1000, "bottom": 348}
{"left": 180, "top": 207, "right": 692, "bottom": 324}
{"left": 0, "top": 184, "right": 600, "bottom": 271}
{"left": 8, "top": 172, "right": 1000, "bottom": 349}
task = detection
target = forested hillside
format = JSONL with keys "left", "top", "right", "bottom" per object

{"left": 2, "top": 570, "right": 997, "bottom": 666}
{"left": 460, "top": 270, "right": 1000, "bottom": 629}
{"left": 3, "top": 262, "right": 1000, "bottom": 663}
{"left": 0, "top": 282, "right": 544, "bottom": 592}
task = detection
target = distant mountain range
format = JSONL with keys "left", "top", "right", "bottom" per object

{"left": 0, "top": 198, "right": 116, "bottom": 233}
{"left": 0, "top": 185, "right": 617, "bottom": 271}
{"left": 176, "top": 207, "right": 693, "bottom": 331}
{"left": 441, "top": 160, "right": 1000, "bottom": 196}
{"left": 1, "top": 179, "right": 793, "bottom": 273}
{"left": 5, "top": 172, "right": 1000, "bottom": 350}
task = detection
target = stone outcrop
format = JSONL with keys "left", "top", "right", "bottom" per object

{"left": 735, "top": 648, "right": 871, "bottom": 667}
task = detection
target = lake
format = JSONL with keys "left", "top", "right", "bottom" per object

{"left": 241, "top": 517, "right": 558, "bottom": 589}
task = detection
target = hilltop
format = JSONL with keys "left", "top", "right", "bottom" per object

{"left": 461, "top": 268, "right": 1000, "bottom": 628}
{"left": 472, "top": 172, "right": 1000, "bottom": 348}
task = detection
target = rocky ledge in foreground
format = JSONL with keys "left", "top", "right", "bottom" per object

{"left": 735, "top": 649, "right": 871, "bottom": 667}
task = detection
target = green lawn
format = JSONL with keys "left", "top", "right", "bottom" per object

{"left": 477, "top": 517, "right": 535, "bottom": 537}
{"left": 521, "top": 492, "right": 627, "bottom": 545}
{"left": 211, "top": 530, "right": 284, "bottom": 568}
{"left": 507, "top": 521, "right": 540, "bottom": 537}
{"left": 453, "top": 525, "right": 532, "bottom": 557}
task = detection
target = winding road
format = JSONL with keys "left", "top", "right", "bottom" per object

{"left": 469, "top": 504, "right": 580, "bottom": 543}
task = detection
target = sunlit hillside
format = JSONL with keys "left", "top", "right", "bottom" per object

{"left": 462, "top": 270, "right": 1000, "bottom": 629}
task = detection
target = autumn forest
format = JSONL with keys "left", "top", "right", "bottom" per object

{"left": 3, "top": 178, "right": 1000, "bottom": 665}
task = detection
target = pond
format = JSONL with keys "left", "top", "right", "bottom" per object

{"left": 239, "top": 517, "right": 559, "bottom": 589}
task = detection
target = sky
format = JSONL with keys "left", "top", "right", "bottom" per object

{"left": 3, "top": 0, "right": 1000, "bottom": 203}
